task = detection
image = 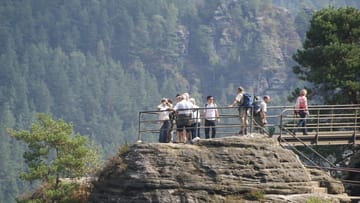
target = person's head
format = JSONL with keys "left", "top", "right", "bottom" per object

{"left": 161, "top": 98, "right": 168, "bottom": 104}
{"left": 237, "top": 86, "right": 244, "bottom": 93}
{"left": 263, "top": 95, "right": 270, "bottom": 103}
{"left": 176, "top": 95, "right": 182, "bottom": 102}
{"left": 167, "top": 99, "right": 173, "bottom": 107}
{"left": 207, "top": 95, "right": 214, "bottom": 103}
{"left": 182, "top": 92, "right": 190, "bottom": 101}
{"left": 300, "top": 89, "right": 307, "bottom": 96}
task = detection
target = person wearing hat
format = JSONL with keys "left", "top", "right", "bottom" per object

{"left": 157, "top": 98, "right": 171, "bottom": 143}
{"left": 229, "top": 86, "right": 249, "bottom": 135}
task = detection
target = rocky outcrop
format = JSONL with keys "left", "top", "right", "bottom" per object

{"left": 89, "top": 136, "right": 350, "bottom": 202}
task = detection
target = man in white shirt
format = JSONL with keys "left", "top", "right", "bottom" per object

{"left": 173, "top": 95, "right": 193, "bottom": 143}
{"left": 203, "top": 95, "right": 220, "bottom": 139}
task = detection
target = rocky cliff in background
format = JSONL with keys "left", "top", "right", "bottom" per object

{"left": 89, "top": 136, "right": 349, "bottom": 203}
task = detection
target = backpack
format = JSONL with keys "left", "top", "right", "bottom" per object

{"left": 252, "top": 99, "right": 261, "bottom": 115}
{"left": 238, "top": 93, "right": 253, "bottom": 108}
{"left": 298, "top": 96, "right": 306, "bottom": 109}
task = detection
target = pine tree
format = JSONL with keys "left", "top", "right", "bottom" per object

{"left": 7, "top": 113, "right": 101, "bottom": 202}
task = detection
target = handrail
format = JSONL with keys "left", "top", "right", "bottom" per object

{"left": 278, "top": 105, "right": 360, "bottom": 139}
{"left": 137, "top": 104, "right": 360, "bottom": 181}
{"left": 138, "top": 104, "right": 360, "bottom": 143}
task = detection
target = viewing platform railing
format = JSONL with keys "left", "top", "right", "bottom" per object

{"left": 138, "top": 104, "right": 360, "bottom": 145}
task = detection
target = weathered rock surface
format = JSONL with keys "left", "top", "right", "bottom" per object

{"left": 89, "top": 136, "right": 350, "bottom": 203}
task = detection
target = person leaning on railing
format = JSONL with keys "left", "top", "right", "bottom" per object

{"left": 228, "top": 86, "right": 248, "bottom": 135}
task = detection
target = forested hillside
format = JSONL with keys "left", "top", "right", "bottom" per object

{"left": 1, "top": 0, "right": 360, "bottom": 201}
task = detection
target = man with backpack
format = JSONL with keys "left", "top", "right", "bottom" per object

{"left": 229, "top": 86, "right": 251, "bottom": 135}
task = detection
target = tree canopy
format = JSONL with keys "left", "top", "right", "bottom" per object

{"left": 293, "top": 7, "right": 360, "bottom": 104}
{"left": 2, "top": 0, "right": 360, "bottom": 201}
{"left": 7, "top": 113, "right": 101, "bottom": 202}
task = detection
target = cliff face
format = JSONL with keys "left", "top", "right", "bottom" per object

{"left": 89, "top": 136, "right": 348, "bottom": 203}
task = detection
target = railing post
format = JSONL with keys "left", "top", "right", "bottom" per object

{"left": 196, "top": 108, "right": 200, "bottom": 138}
{"left": 354, "top": 108, "right": 358, "bottom": 144}
{"left": 137, "top": 111, "right": 142, "bottom": 143}
{"left": 279, "top": 111, "right": 283, "bottom": 137}
{"left": 249, "top": 107, "right": 253, "bottom": 135}
{"left": 330, "top": 107, "right": 334, "bottom": 132}
{"left": 316, "top": 108, "right": 320, "bottom": 136}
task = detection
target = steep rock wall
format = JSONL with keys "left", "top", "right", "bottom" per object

{"left": 89, "top": 136, "right": 348, "bottom": 202}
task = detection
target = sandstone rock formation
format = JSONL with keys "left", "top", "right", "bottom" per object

{"left": 89, "top": 136, "right": 350, "bottom": 203}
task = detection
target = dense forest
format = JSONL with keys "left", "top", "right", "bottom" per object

{"left": 1, "top": 0, "right": 360, "bottom": 201}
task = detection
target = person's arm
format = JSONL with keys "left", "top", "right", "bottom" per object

{"left": 260, "top": 111, "right": 267, "bottom": 124}
{"left": 215, "top": 104, "right": 220, "bottom": 122}
{"left": 229, "top": 99, "right": 237, "bottom": 107}
{"left": 304, "top": 97, "right": 309, "bottom": 115}
{"left": 294, "top": 97, "right": 300, "bottom": 114}
{"left": 201, "top": 104, "right": 207, "bottom": 121}
{"left": 229, "top": 94, "right": 241, "bottom": 107}
{"left": 260, "top": 102, "right": 267, "bottom": 124}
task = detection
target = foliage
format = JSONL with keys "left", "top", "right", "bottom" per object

{"left": 97, "top": 144, "right": 129, "bottom": 182}
{"left": 306, "top": 196, "right": 332, "bottom": 203}
{"left": 1, "top": 0, "right": 360, "bottom": 201}
{"left": 7, "top": 114, "right": 100, "bottom": 202}
{"left": 243, "top": 189, "right": 265, "bottom": 200}
{"left": 293, "top": 7, "right": 360, "bottom": 104}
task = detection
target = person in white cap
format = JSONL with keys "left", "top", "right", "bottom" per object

{"left": 157, "top": 98, "right": 171, "bottom": 143}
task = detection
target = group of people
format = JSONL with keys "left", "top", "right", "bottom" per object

{"left": 228, "top": 86, "right": 270, "bottom": 135}
{"left": 157, "top": 93, "right": 220, "bottom": 143}
{"left": 156, "top": 86, "right": 309, "bottom": 143}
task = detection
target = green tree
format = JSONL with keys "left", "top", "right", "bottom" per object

{"left": 292, "top": 7, "right": 360, "bottom": 104}
{"left": 7, "top": 113, "right": 101, "bottom": 202}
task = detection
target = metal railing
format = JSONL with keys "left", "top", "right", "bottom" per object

{"left": 278, "top": 104, "right": 360, "bottom": 145}
{"left": 138, "top": 104, "right": 360, "bottom": 144}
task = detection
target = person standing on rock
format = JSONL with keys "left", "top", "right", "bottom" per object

{"left": 157, "top": 98, "right": 172, "bottom": 143}
{"left": 189, "top": 98, "right": 201, "bottom": 139}
{"left": 229, "top": 86, "right": 249, "bottom": 135}
{"left": 202, "top": 95, "right": 220, "bottom": 139}
{"left": 172, "top": 94, "right": 193, "bottom": 143}
{"left": 253, "top": 95, "right": 270, "bottom": 134}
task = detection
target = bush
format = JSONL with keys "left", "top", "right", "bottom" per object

{"left": 243, "top": 189, "right": 265, "bottom": 200}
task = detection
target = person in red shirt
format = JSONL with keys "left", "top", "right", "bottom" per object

{"left": 294, "top": 89, "right": 309, "bottom": 135}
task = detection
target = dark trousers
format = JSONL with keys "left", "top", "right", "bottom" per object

{"left": 254, "top": 114, "right": 264, "bottom": 134}
{"left": 204, "top": 119, "right": 216, "bottom": 139}
{"left": 191, "top": 122, "right": 201, "bottom": 139}
{"left": 295, "top": 111, "right": 308, "bottom": 135}
{"left": 159, "top": 120, "right": 170, "bottom": 143}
